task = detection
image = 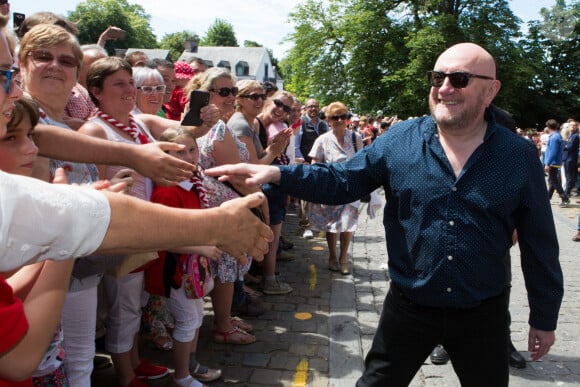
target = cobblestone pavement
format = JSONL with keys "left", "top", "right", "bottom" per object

{"left": 92, "top": 193, "right": 580, "bottom": 386}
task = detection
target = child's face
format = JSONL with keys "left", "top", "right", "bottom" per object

{"left": 0, "top": 115, "right": 38, "bottom": 176}
{"left": 167, "top": 135, "right": 199, "bottom": 167}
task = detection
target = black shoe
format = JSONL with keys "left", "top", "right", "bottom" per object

{"left": 279, "top": 236, "right": 294, "bottom": 250}
{"left": 430, "top": 345, "right": 450, "bottom": 365}
{"left": 508, "top": 343, "right": 526, "bottom": 369}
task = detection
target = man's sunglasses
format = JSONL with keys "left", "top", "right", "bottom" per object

{"left": 427, "top": 71, "right": 494, "bottom": 89}
{"left": 329, "top": 114, "right": 348, "bottom": 121}
{"left": 137, "top": 85, "right": 166, "bottom": 94}
{"left": 273, "top": 99, "right": 291, "bottom": 113}
{"left": 0, "top": 68, "right": 19, "bottom": 94}
{"left": 27, "top": 50, "right": 79, "bottom": 68}
{"left": 239, "top": 93, "right": 267, "bottom": 101}
{"left": 209, "top": 87, "right": 238, "bottom": 97}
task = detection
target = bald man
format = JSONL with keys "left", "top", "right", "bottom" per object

{"left": 206, "top": 43, "right": 563, "bottom": 386}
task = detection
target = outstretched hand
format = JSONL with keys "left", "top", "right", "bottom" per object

{"left": 528, "top": 327, "right": 555, "bottom": 361}
{"left": 131, "top": 142, "right": 194, "bottom": 186}
{"left": 205, "top": 163, "right": 281, "bottom": 187}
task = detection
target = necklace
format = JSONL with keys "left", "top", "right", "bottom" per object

{"left": 96, "top": 110, "right": 150, "bottom": 144}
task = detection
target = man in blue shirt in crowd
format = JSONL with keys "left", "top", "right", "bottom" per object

{"left": 544, "top": 118, "right": 569, "bottom": 207}
{"left": 207, "top": 43, "right": 563, "bottom": 387}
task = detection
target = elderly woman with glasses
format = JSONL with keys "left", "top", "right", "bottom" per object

{"left": 183, "top": 67, "right": 258, "bottom": 345}
{"left": 132, "top": 66, "right": 166, "bottom": 116}
{"left": 308, "top": 102, "right": 363, "bottom": 275}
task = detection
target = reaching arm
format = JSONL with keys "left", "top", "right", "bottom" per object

{"left": 34, "top": 123, "right": 194, "bottom": 185}
{"left": 0, "top": 259, "right": 74, "bottom": 381}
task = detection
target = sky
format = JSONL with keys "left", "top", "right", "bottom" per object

{"left": 13, "top": 0, "right": 557, "bottom": 59}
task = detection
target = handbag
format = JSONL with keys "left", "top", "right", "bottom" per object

{"left": 352, "top": 132, "right": 371, "bottom": 203}
{"left": 182, "top": 254, "right": 213, "bottom": 299}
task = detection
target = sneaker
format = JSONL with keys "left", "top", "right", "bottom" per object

{"left": 263, "top": 279, "right": 293, "bottom": 295}
{"left": 276, "top": 250, "right": 295, "bottom": 262}
{"left": 430, "top": 345, "right": 450, "bottom": 365}
{"left": 134, "top": 360, "right": 169, "bottom": 380}
{"left": 302, "top": 229, "right": 314, "bottom": 239}
{"left": 559, "top": 199, "right": 569, "bottom": 207}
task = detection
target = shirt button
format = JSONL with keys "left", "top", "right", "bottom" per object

{"left": 452, "top": 186, "right": 457, "bottom": 192}
{"left": 447, "top": 255, "right": 453, "bottom": 261}
{"left": 449, "top": 220, "right": 455, "bottom": 226}
{"left": 447, "top": 287, "right": 452, "bottom": 293}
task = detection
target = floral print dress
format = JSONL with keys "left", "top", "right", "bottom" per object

{"left": 197, "top": 120, "right": 252, "bottom": 282}
{"left": 308, "top": 130, "right": 362, "bottom": 233}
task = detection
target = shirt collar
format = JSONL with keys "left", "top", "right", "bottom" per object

{"left": 177, "top": 180, "right": 194, "bottom": 191}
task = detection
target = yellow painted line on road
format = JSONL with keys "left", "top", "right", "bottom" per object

{"left": 292, "top": 358, "right": 309, "bottom": 386}
{"left": 309, "top": 264, "right": 316, "bottom": 290}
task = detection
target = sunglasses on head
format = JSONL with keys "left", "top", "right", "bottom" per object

{"left": 427, "top": 71, "right": 494, "bottom": 89}
{"left": 239, "top": 93, "right": 267, "bottom": 101}
{"left": 0, "top": 68, "right": 19, "bottom": 94}
{"left": 329, "top": 114, "right": 348, "bottom": 121}
{"left": 209, "top": 87, "right": 238, "bottom": 97}
{"left": 137, "top": 85, "right": 166, "bottom": 94}
{"left": 273, "top": 99, "right": 291, "bottom": 113}
{"left": 27, "top": 50, "right": 79, "bottom": 68}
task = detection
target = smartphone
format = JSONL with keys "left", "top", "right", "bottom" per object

{"left": 181, "top": 90, "right": 210, "bottom": 127}
{"left": 13, "top": 12, "right": 25, "bottom": 31}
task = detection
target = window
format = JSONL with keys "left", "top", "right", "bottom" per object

{"left": 235, "top": 61, "right": 249, "bottom": 76}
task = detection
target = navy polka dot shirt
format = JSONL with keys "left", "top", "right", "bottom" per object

{"left": 280, "top": 112, "right": 563, "bottom": 331}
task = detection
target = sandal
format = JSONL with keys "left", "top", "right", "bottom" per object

{"left": 152, "top": 334, "right": 173, "bottom": 351}
{"left": 213, "top": 326, "right": 256, "bottom": 345}
{"left": 328, "top": 261, "right": 339, "bottom": 272}
{"left": 192, "top": 363, "right": 222, "bottom": 382}
{"left": 213, "top": 317, "right": 253, "bottom": 333}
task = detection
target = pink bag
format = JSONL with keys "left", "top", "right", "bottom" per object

{"left": 182, "top": 254, "right": 213, "bottom": 299}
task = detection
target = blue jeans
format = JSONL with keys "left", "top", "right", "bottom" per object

{"left": 356, "top": 286, "right": 509, "bottom": 387}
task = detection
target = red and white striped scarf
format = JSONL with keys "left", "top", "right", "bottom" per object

{"left": 96, "top": 110, "right": 150, "bottom": 144}
{"left": 190, "top": 173, "right": 209, "bottom": 208}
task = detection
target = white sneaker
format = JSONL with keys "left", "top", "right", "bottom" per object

{"left": 302, "top": 229, "right": 314, "bottom": 239}
{"left": 263, "top": 279, "right": 293, "bottom": 295}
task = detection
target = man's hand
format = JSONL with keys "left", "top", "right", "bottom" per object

{"left": 129, "top": 142, "right": 194, "bottom": 186}
{"left": 528, "top": 327, "right": 556, "bottom": 361}
{"left": 215, "top": 192, "right": 273, "bottom": 262}
{"left": 206, "top": 163, "right": 281, "bottom": 187}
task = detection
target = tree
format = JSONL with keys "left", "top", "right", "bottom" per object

{"left": 201, "top": 19, "right": 238, "bottom": 47}
{"left": 160, "top": 31, "right": 201, "bottom": 61}
{"left": 67, "top": 0, "right": 157, "bottom": 54}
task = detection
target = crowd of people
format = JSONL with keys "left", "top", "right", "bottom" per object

{"left": 0, "top": 3, "right": 574, "bottom": 387}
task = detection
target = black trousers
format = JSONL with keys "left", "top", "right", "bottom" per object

{"left": 547, "top": 166, "right": 567, "bottom": 200}
{"left": 356, "top": 286, "right": 509, "bottom": 387}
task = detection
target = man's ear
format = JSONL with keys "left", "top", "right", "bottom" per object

{"left": 485, "top": 79, "right": 502, "bottom": 105}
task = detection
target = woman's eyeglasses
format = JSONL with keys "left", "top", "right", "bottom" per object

{"left": 209, "top": 87, "right": 238, "bottom": 97}
{"left": 239, "top": 93, "right": 267, "bottom": 101}
{"left": 27, "top": 50, "right": 79, "bottom": 68}
{"left": 137, "top": 85, "right": 166, "bottom": 94}
{"left": 427, "top": 71, "right": 494, "bottom": 89}
{"left": 273, "top": 99, "right": 291, "bottom": 113}
{"left": 329, "top": 114, "right": 348, "bottom": 121}
{"left": 0, "top": 68, "right": 19, "bottom": 94}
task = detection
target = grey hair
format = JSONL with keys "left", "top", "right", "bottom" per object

{"left": 132, "top": 66, "right": 164, "bottom": 88}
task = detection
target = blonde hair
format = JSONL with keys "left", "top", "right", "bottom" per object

{"left": 326, "top": 101, "right": 348, "bottom": 117}
{"left": 183, "top": 67, "right": 236, "bottom": 96}
{"left": 19, "top": 24, "right": 82, "bottom": 77}
{"left": 235, "top": 79, "right": 264, "bottom": 111}
{"left": 159, "top": 127, "right": 197, "bottom": 143}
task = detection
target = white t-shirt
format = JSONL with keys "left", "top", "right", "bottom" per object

{"left": 0, "top": 171, "right": 110, "bottom": 271}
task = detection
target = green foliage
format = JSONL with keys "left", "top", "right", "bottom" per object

{"left": 68, "top": 0, "right": 157, "bottom": 54}
{"left": 284, "top": 0, "right": 579, "bottom": 127}
{"left": 201, "top": 18, "right": 239, "bottom": 47}
{"left": 159, "top": 31, "right": 200, "bottom": 62}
